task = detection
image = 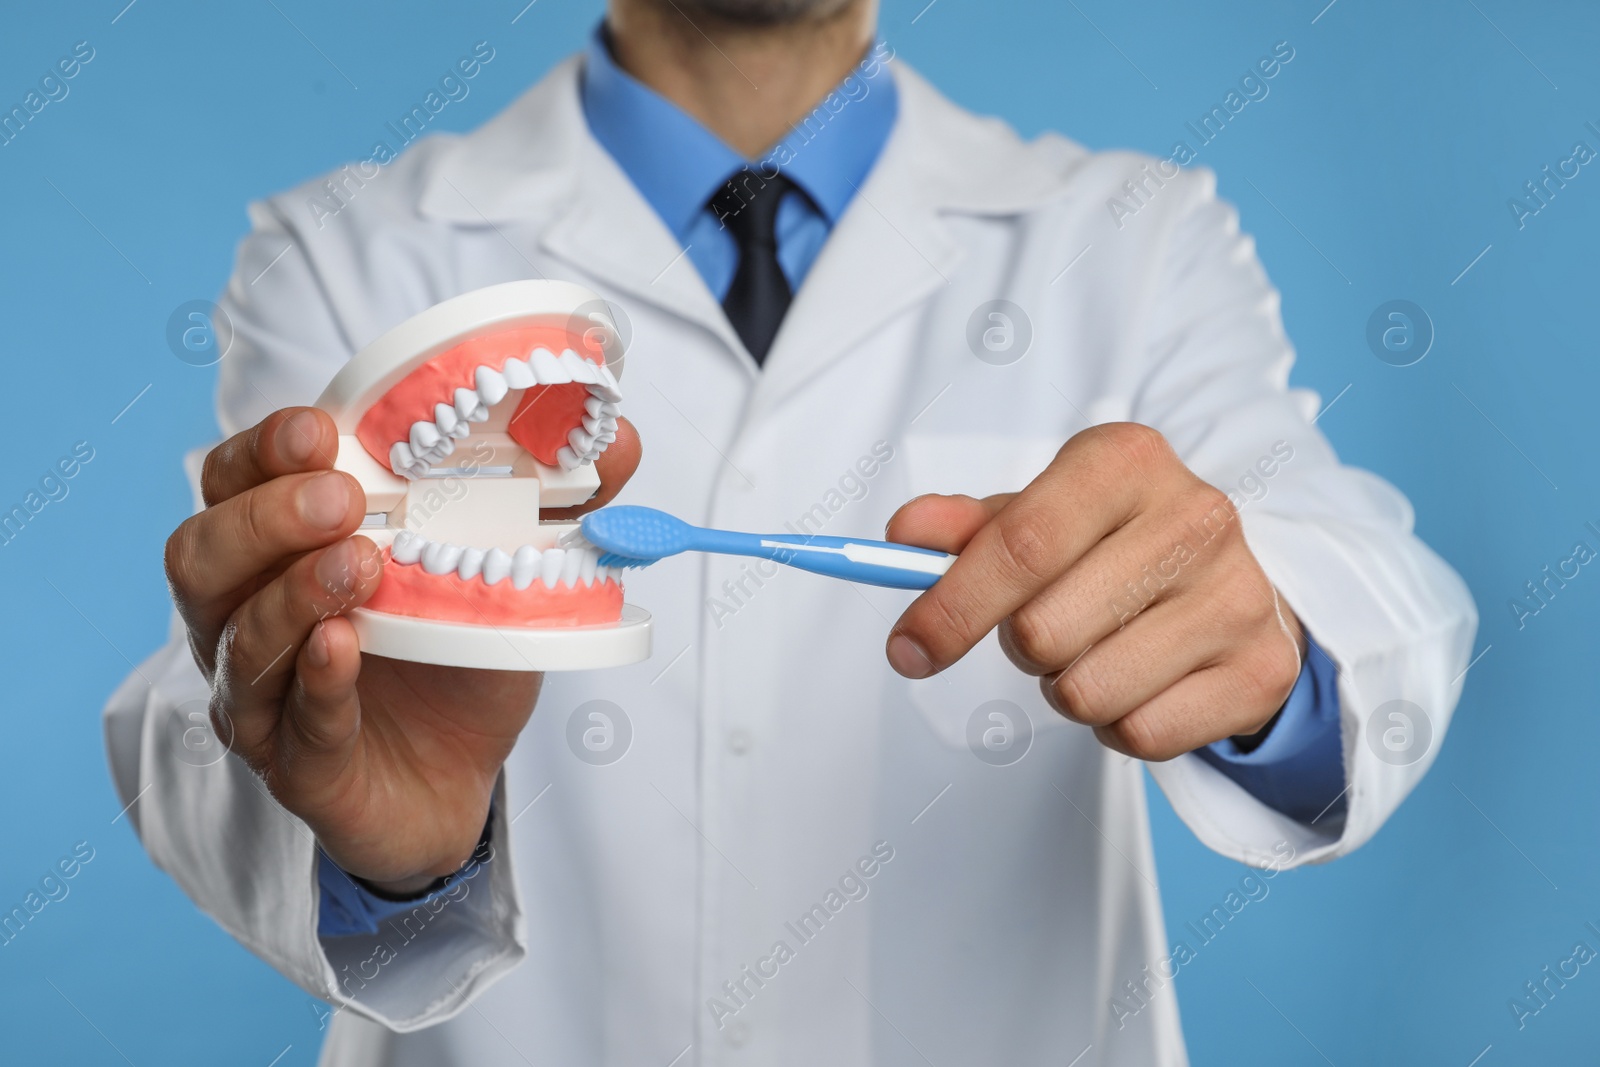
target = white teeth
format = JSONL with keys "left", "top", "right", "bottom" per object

{"left": 502, "top": 357, "right": 535, "bottom": 389}
{"left": 540, "top": 548, "right": 565, "bottom": 589}
{"left": 511, "top": 545, "right": 540, "bottom": 590}
{"left": 391, "top": 530, "right": 424, "bottom": 564}
{"left": 421, "top": 540, "right": 464, "bottom": 575}
{"left": 588, "top": 366, "right": 622, "bottom": 403}
{"left": 457, "top": 546, "right": 486, "bottom": 581}
{"left": 559, "top": 549, "right": 583, "bottom": 588}
{"left": 410, "top": 420, "right": 442, "bottom": 454}
{"left": 389, "top": 535, "right": 614, "bottom": 589}
{"left": 455, "top": 387, "right": 488, "bottom": 422}
{"left": 410, "top": 428, "right": 456, "bottom": 467}
{"left": 434, "top": 403, "right": 468, "bottom": 440}
{"left": 560, "top": 349, "right": 597, "bottom": 383}
{"left": 584, "top": 396, "right": 623, "bottom": 420}
{"left": 391, "top": 348, "right": 622, "bottom": 477}
{"left": 390, "top": 441, "right": 418, "bottom": 477}
{"left": 553, "top": 416, "right": 615, "bottom": 468}
{"left": 530, "top": 347, "right": 569, "bottom": 384}
{"left": 475, "top": 366, "right": 508, "bottom": 406}
{"left": 482, "top": 547, "right": 512, "bottom": 586}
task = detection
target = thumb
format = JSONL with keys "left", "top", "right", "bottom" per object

{"left": 886, "top": 492, "right": 1015, "bottom": 555}
{"left": 545, "top": 416, "right": 641, "bottom": 520}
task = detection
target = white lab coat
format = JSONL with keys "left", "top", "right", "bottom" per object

{"left": 102, "top": 56, "right": 1476, "bottom": 1067}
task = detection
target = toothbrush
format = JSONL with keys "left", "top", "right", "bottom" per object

{"left": 562, "top": 505, "right": 957, "bottom": 590}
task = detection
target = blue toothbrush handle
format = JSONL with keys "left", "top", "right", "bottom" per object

{"left": 690, "top": 529, "right": 956, "bottom": 590}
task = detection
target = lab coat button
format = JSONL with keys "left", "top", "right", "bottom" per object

{"left": 726, "top": 727, "right": 753, "bottom": 755}
{"left": 725, "top": 1020, "right": 751, "bottom": 1047}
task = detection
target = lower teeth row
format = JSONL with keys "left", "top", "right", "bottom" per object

{"left": 390, "top": 530, "right": 617, "bottom": 589}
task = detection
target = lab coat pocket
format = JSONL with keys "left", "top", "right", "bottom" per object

{"left": 898, "top": 432, "right": 1066, "bottom": 750}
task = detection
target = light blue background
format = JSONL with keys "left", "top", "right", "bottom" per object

{"left": 2, "top": 0, "right": 1595, "bottom": 1063}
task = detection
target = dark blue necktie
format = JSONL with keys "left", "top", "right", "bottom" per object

{"left": 712, "top": 173, "right": 797, "bottom": 365}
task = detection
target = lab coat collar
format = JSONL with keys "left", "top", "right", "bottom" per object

{"left": 416, "top": 56, "right": 586, "bottom": 226}
{"left": 415, "top": 55, "right": 1071, "bottom": 389}
{"left": 751, "top": 63, "right": 1073, "bottom": 405}
{"left": 415, "top": 57, "right": 1065, "bottom": 226}
{"left": 418, "top": 56, "right": 742, "bottom": 360}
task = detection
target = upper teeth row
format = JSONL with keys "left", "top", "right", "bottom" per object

{"left": 389, "top": 349, "right": 623, "bottom": 479}
{"left": 390, "top": 530, "right": 621, "bottom": 588}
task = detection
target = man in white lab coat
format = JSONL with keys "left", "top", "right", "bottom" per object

{"left": 103, "top": 0, "right": 1476, "bottom": 1063}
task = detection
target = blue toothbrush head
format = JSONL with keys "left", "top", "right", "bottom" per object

{"left": 579, "top": 506, "right": 695, "bottom": 569}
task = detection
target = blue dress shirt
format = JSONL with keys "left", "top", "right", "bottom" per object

{"left": 581, "top": 26, "right": 897, "bottom": 302}
{"left": 1194, "top": 640, "right": 1345, "bottom": 824}
{"left": 317, "top": 27, "right": 1345, "bottom": 938}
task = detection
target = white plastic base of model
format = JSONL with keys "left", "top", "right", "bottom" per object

{"left": 350, "top": 604, "right": 652, "bottom": 672}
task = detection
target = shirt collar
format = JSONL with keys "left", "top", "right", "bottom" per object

{"left": 580, "top": 26, "right": 898, "bottom": 242}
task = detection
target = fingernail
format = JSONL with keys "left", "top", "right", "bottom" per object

{"left": 279, "top": 410, "right": 322, "bottom": 465}
{"left": 304, "top": 621, "right": 331, "bottom": 669}
{"left": 299, "top": 473, "right": 349, "bottom": 531}
{"left": 315, "top": 539, "right": 358, "bottom": 596}
{"left": 887, "top": 633, "right": 936, "bottom": 679}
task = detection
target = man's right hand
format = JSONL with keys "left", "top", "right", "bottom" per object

{"left": 164, "top": 407, "right": 641, "bottom": 896}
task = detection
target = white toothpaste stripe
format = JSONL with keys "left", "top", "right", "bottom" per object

{"left": 756, "top": 539, "right": 955, "bottom": 576}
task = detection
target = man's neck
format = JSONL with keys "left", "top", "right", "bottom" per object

{"left": 605, "top": 0, "right": 876, "bottom": 159}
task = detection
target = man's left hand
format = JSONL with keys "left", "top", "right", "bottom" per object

{"left": 884, "top": 423, "right": 1306, "bottom": 761}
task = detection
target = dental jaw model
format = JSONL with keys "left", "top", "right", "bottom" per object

{"left": 314, "top": 280, "right": 651, "bottom": 671}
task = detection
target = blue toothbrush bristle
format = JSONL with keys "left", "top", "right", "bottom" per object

{"left": 581, "top": 506, "right": 694, "bottom": 568}
{"left": 598, "top": 551, "right": 654, "bottom": 569}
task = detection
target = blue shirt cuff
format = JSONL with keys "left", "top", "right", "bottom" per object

{"left": 1194, "top": 634, "right": 1345, "bottom": 825}
{"left": 316, "top": 811, "right": 495, "bottom": 938}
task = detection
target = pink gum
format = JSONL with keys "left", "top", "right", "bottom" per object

{"left": 365, "top": 551, "right": 625, "bottom": 628}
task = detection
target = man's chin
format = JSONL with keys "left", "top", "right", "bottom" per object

{"left": 667, "top": 0, "right": 857, "bottom": 25}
